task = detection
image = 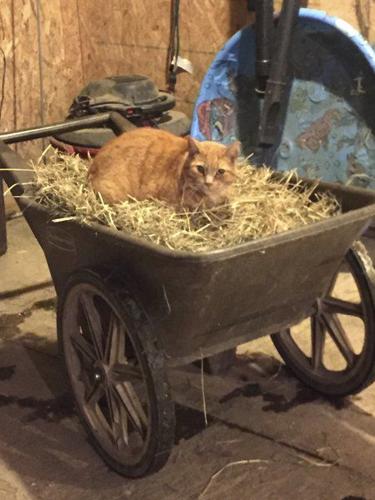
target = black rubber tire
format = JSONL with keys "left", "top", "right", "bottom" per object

{"left": 272, "top": 245, "right": 375, "bottom": 397}
{"left": 57, "top": 270, "right": 175, "bottom": 477}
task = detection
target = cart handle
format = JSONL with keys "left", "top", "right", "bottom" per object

{"left": 0, "top": 111, "right": 135, "bottom": 253}
{"left": 0, "top": 111, "right": 134, "bottom": 145}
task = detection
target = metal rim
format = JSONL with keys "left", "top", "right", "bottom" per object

{"left": 62, "top": 282, "right": 151, "bottom": 467}
{"left": 273, "top": 249, "right": 374, "bottom": 391}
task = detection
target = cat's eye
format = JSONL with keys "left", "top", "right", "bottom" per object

{"left": 216, "top": 169, "right": 226, "bottom": 176}
{"left": 196, "top": 165, "right": 205, "bottom": 175}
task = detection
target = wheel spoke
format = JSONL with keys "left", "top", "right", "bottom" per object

{"left": 115, "top": 382, "right": 148, "bottom": 436}
{"left": 104, "top": 383, "right": 116, "bottom": 434}
{"left": 70, "top": 333, "right": 96, "bottom": 364}
{"left": 112, "top": 362, "right": 143, "bottom": 383}
{"left": 89, "top": 404, "right": 114, "bottom": 441}
{"left": 86, "top": 380, "right": 104, "bottom": 406}
{"left": 322, "top": 313, "right": 356, "bottom": 367}
{"left": 118, "top": 398, "right": 129, "bottom": 446}
{"left": 311, "top": 315, "right": 325, "bottom": 370}
{"left": 85, "top": 382, "right": 129, "bottom": 447}
{"left": 108, "top": 386, "right": 129, "bottom": 448}
{"left": 322, "top": 297, "right": 363, "bottom": 318}
{"left": 105, "top": 314, "right": 125, "bottom": 366}
{"left": 104, "top": 313, "right": 115, "bottom": 363}
{"left": 84, "top": 384, "right": 114, "bottom": 441}
{"left": 80, "top": 294, "right": 104, "bottom": 360}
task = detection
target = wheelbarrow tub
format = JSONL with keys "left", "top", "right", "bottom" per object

{"left": 1, "top": 143, "right": 375, "bottom": 365}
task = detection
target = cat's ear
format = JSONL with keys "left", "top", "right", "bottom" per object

{"left": 226, "top": 141, "right": 241, "bottom": 162}
{"left": 186, "top": 136, "right": 200, "bottom": 157}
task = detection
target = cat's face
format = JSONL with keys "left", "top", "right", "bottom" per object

{"left": 182, "top": 137, "right": 240, "bottom": 209}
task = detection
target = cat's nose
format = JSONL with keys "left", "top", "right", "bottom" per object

{"left": 205, "top": 175, "right": 214, "bottom": 185}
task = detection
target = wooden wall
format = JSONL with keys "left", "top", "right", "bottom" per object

{"left": 0, "top": 0, "right": 374, "bottom": 161}
{"left": 276, "top": 0, "right": 375, "bottom": 41}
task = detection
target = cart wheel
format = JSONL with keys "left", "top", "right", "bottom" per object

{"left": 57, "top": 271, "right": 175, "bottom": 477}
{"left": 272, "top": 245, "right": 375, "bottom": 397}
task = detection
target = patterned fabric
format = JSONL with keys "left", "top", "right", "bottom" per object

{"left": 191, "top": 9, "right": 375, "bottom": 187}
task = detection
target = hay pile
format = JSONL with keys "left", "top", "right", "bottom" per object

{"left": 30, "top": 148, "right": 340, "bottom": 252}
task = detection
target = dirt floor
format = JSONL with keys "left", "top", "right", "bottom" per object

{"left": 1, "top": 217, "right": 375, "bottom": 499}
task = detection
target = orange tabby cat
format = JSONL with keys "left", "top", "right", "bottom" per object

{"left": 88, "top": 128, "right": 240, "bottom": 210}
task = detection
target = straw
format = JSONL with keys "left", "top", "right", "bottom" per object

{"left": 31, "top": 149, "right": 340, "bottom": 252}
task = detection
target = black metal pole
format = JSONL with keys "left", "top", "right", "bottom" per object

{"left": 0, "top": 113, "right": 112, "bottom": 144}
{"left": 255, "top": 0, "right": 274, "bottom": 94}
{"left": 0, "top": 110, "right": 136, "bottom": 233}
{"left": 0, "top": 111, "right": 135, "bottom": 145}
{"left": 0, "top": 180, "right": 7, "bottom": 256}
{"left": 109, "top": 112, "right": 136, "bottom": 134}
{"left": 258, "top": 0, "right": 301, "bottom": 146}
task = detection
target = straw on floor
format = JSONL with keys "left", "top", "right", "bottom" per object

{"left": 31, "top": 147, "right": 340, "bottom": 252}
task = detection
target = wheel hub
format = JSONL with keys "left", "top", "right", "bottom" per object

{"left": 92, "top": 361, "right": 111, "bottom": 384}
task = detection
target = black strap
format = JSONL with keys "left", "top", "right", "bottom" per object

{"left": 166, "top": 0, "right": 180, "bottom": 93}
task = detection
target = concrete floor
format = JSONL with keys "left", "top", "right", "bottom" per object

{"left": 1, "top": 217, "right": 375, "bottom": 499}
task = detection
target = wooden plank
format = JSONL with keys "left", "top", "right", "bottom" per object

{"left": 7, "top": 1, "right": 84, "bottom": 162}
{"left": 0, "top": 0, "right": 15, "bottom": 132}
{"left": 0, "top": 0, "right": 18, "bottom": 215}
{"left": 307, "top": 0, "right": 360, "bottom": 31}
{"left": 275, "top": 0, "right": 375, "bottom": 42}
{"left": 354, "top": 0, "right": 372, "bottom": 41}
{"left": 39, "top": 0, "right": 84, "bottom": 122}
{"left": 13, "top": 0, "right": 43, "bottom": 159}
{"left": 76, "top": 0, "right": 251, "bottom": 116}
{"left": 179, "top": 0, "right": 249, "bottom": 53}
{"left": 58, "top": 0, "right": 85, "bottom": 93}
{"left": 369, "top": 1, "right": 375, "bottom": 42}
